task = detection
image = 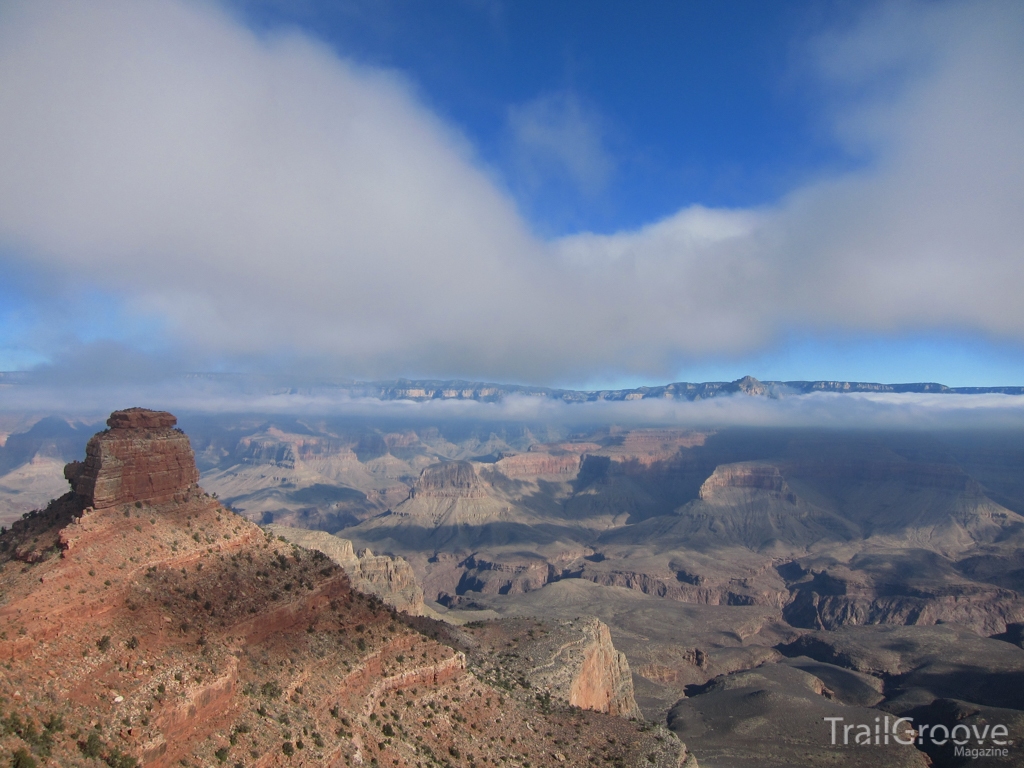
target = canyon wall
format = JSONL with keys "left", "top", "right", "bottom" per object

{"left": 412, "top": 461, "right": 486, "bottom": 498}
{"left": 516, "top": 617, "right": 643, "bottom": 719}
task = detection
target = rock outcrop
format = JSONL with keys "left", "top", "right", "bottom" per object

{"left": 494, "top": 451, "right": 582, "bottom": 478}
{"left": 265, "top": 525, "right": 426, "bottom": 615}
{"left": 698, "top": 462, "right": 791, "bottom": 500}
{"left": 453, "top": 552, "right": 558, "bottom": 597}
{"left": 564, "top": 618, "right": 643, "bottom": 718}
{"left": 466, "top": 616, "right": 643, "bottom": 719}
{"left": 412, "top": 461, "right": 486, "bottom": 498}
{"left": 63, "top": 407, "right": 199, "bottom": 509}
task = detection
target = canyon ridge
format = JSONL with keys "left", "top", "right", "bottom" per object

{"left": 0, "top": 409, "right": 694, "bottom": 768}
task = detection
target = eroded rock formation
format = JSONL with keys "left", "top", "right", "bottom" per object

{"left": 494, "top": 451, "right": 582, "bottom": 478}
{"left": 412, "top": 461, "right": 486, "bottom": 498}
{"left": 461, "top": 616, "right": 643, "bottom": 719}
{"left": 265, "top": 525, "right": 426, "bottom": 615}
{"left": 454, "top": 552, "right": 558, "bottom": 597}
{"left": 698, "top": 462, "right": 790, "bottom": 499}
{"left": 63, "top": 407, "right": 199, "bottom": 509}
{"left": 565, "top": 619, "right": 643, "bottom": 718}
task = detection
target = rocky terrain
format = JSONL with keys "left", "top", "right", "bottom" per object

{"left": 264, "top": 525, "right": 427, "bottom": 616}
{"left": 0, "top": 410, "right": 694, "bottom": 768}
{"left": 5, "top": 399, "right": 1024, "bottom": 765}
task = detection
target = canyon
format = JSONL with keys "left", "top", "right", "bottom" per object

{"left": 0, "top": 410, "right": 693, "bottom": 767}
{"left": 3, "top": 386, "right": 1024, "bottom": 765}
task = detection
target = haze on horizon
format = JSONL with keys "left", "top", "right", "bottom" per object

{"left": 1, "top": 0, "right": 1023, "bottom": 390}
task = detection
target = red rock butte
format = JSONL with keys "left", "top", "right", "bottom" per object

{"left": 63, "top": 408, "right": 200, "bottom": 509}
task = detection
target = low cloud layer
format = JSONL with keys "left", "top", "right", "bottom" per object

{"left": 4, "top": 375, "right": 1024, "bottom": 432}
{"left": 0, "top": 0, "right": 1022, "bottom": 384}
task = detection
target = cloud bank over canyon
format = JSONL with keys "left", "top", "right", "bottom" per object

{"left": 4, "top": 374, "right": 1024, "bottom": 431}
{"left": 0, "top": 0, "right": 1022, "bottom": 383}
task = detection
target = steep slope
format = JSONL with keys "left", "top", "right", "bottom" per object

{"left": 465, "top": 617, "right": 643, "bottom": 719}
{"left": 0, "top": 409, "right": 692, "bottom": 768}
{"left": 0, "top": 416, "right": 93, "bottom": 526}
{"left": 352, "top": 461, "right": 554, "bottom": 551}
{"left": 265, "top": 524, "right": 426, "bottom": 616}
{"left": 659, "top": 462, "right": 859, "bottom": 553}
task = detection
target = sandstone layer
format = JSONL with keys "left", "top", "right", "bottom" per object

{"left": 64, "top": 408, "right": 199, "bottom": 509}
{"left": 698, "top": 462, "right": 790, "bottom": 499}
{"left": 412, "top": 460, "right": 486, "bottom": 498}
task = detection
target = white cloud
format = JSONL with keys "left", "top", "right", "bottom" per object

{"left": 556, "top": 0, "right": 1024, "bottom": 355}
{"left": 4, "top": 375, "right": 1024, "bottom": 432}
{"left": 0, "top": 0, "right": 1021, "bottom": 384}
{"left": 507, "top": 91, "right": 614, "bottom": 197}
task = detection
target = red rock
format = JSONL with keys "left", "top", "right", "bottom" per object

{"left": 65, "top": 408, "right": 199, "bottom": 509}
{"left": 495, "top": 452, "right": 582, "bottom": 478}
{"left": 106, "top": 407, "right": 178, "bottom": 430}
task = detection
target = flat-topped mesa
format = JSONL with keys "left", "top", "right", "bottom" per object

{"left": 699, "top": 462, "right": 789, "bottom": 501}
{"left": 412, "top": 461, "right": 486, "bottom": 499}
{"left": 63, "top": 408, "right": 200, "bottom": 509}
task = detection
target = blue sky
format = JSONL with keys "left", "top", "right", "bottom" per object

{"left": 232, "top": 0, "right": 857, "bottom": 235}
{"left": 0, "top": 0, "right": 1023, "bottom": 388}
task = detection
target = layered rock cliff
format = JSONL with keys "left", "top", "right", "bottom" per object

{"left": 698, "top": 462, "right": 791, "bottom": 499}
{"left": 412, "top": 460, "right": 486, "bottom": 498}
{"left": 453, "top": 552, "right": 558, "bottom": 597}
{"left": 265, "top": 525, "right": 426, "bottom": 615}
{"left": 63, "top": 407, "right": 199, "bottom": 509}
{"left": 494, "top": 451, "right": 582, "bottom": 478}
{"left": 462, "top": 616, "right": 644, "bottom": 719}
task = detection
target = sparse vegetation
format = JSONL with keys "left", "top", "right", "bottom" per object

{"left": 0, "top": 412, "right": 687, "bottom": 768}
{"left": 10, "top": 748, "right": 36, "bottom": 768}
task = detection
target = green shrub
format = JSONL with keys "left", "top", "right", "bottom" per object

{"left": 103, "top": 748, "right": 138, "bottom": 768}
{"left": 10, "top": 748, "right": 36, "bottom": 768}
{"left": 80, "top": 732, "right": 103, "bottom": 758}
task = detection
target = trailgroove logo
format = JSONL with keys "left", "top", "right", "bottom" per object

{"left": 824, "top": 716, "right": 1013, "bottom": 758}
